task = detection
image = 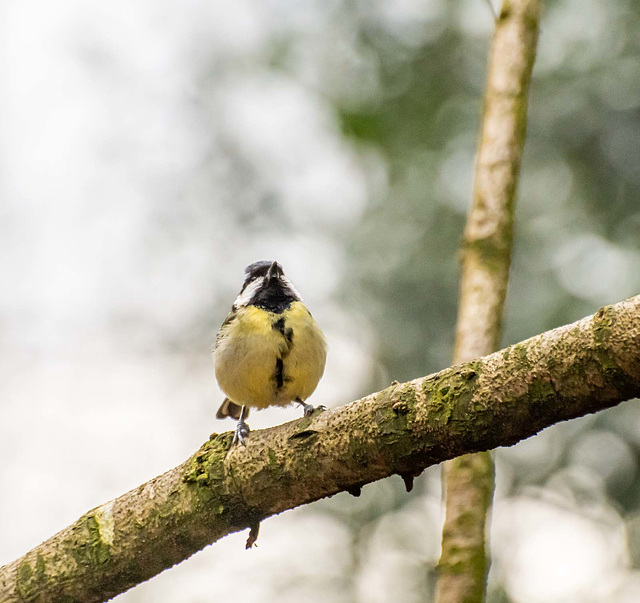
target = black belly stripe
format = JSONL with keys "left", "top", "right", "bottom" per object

{"left": 273, "top": 317, "right": 293, "bottom": 390}
{"left": 273, "top": 317, "right": 285, "bottom": 335}
{"left": 275, "top": 358, "right": 284, "bottom": 389}
{"left": 272, "top": 317, "right": 293, "bottom": 344}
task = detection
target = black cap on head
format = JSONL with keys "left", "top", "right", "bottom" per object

{"left": 243, "top": 260, "right": 283, "bottom": 288}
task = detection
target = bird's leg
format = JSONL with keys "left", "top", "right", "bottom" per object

{"left": 295, "top": 398, "right": 326, "bottom": 417}
{"left": 233, "top": 405, "right": 250, "bottom": 446}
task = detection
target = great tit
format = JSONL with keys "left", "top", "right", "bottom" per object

{"left": 214, "top": 260, "right": 327, "bottom": 445}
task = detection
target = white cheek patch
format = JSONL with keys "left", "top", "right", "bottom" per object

{"left": 281, "top": 275, "right": 302, "bottom": 301}
{"left": 234, "top": 277, "right": 263, "bottom": 308}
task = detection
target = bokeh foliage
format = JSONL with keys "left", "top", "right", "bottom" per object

{"left": 305, "top": 1, "right": 640, "bottom": 601}
{"left": 3, "top": 1, "right": 640, "bottom": 602}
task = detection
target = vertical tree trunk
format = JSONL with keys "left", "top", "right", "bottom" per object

{"left": 434, "top": 2, "right": 542, "bottom": 602}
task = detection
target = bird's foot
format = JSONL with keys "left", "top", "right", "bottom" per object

{"left": 297, "top": 400, "right": 327, "bottom": 417}
{"left": 232, "top": 418, "right": 250, "bottom": 446}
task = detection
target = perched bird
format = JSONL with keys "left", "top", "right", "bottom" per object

{"left": 214, "top": 260, "right": 327, "bottom": 445}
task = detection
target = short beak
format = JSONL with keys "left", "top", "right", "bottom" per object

{"left": 266, "top": 261, "right": 282, "bottom": 284}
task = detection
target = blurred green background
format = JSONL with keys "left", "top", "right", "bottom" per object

{"left": 1, "top": 1, "right": 640, "bottom": 602}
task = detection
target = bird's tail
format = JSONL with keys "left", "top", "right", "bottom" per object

{"left": 216, "top": 398, "right": 246, "bottom": 420}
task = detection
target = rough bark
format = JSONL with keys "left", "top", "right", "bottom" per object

{"left": 1, "top": 296, "right": 640, "bottom": 603}
{"left": 435, "top": 2, "right": 542, "bottom": 602}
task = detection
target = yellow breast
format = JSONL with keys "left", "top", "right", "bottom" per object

{"left": 214, "top": 301, "right": 327, "bottom": 409}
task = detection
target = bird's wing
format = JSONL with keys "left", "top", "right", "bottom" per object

{"left": 213, "top": 309, "right": 237, "bottom": 351}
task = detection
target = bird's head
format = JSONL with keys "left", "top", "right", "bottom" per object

{"left": 233, "top": 260, "right": 301, "bottom": 313}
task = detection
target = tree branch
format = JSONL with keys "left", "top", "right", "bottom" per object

{"left": 2, "top": 296, "right": 640, "bottom": 603}
{"left": 436, "top": 1, "right": 542, "bottom": 600}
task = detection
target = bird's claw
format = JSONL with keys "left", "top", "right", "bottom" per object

{"left": 233, "top": 419, "right": 250, "bottom": 446}
{"left": 301, "top": 402, "right": 326, "bottom": 417}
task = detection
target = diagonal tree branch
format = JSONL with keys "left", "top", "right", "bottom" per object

{"left": 2, "top": 295, "right": 640, "bottom": 603}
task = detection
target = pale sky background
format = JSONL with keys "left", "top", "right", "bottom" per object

{"left": 1, "top": 1, "right": 640, "bottom": 602}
